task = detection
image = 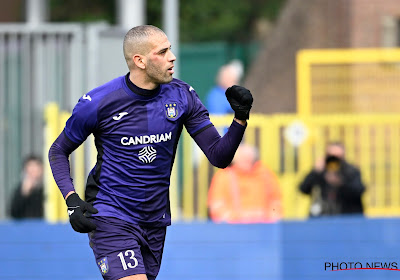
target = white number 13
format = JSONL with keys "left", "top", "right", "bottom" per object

{"left": 117, "top": 250, "right": 138, "bottom": 270}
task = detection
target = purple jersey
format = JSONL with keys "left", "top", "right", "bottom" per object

{"left": 64, "top": 74, "right": 212, "bottom": 227}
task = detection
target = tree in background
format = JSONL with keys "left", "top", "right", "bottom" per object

{"left": 50, "top": 0, "right": 286, "bottom": 43}
{"left": 50, "top": 0, "right": 116, "bottom": 24}
{"left": 178, "top": 0, "right": 285, "bottom": 42}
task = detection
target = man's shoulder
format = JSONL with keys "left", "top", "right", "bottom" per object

{"left": 165, "top": 78, "right": 195, "bottom": 94}
{"left": 91, "top": 76, "right": 125, "bottom": 95}
{"left": 82, "top": 76, "right": 125, "bottom": 103}
{"left": 72, "top": 76, "right": 126, "bottom": 116}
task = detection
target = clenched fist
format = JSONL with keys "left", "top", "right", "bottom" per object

{"left": 225, "top": 85, "right": 253, "bottom": 120}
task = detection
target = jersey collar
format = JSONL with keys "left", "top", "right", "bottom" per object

{"left": 124, "top": 73, "right": 161, "bottom": 99}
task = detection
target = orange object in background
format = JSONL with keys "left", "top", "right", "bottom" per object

{"left": 208, "top": 144, "right": 282, "bottom": 223}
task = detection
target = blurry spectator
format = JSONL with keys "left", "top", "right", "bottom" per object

{"left": 208, "top": 144, "right": 282, "bottom": 223}
{"left": 299, "top": 142, "right": 365, "bottom": 217}
{"left": 9, "top": 155, "right": 44, "bottom": 219}
{"left": 206, "top": 60, "right": 243, "bottom": 115}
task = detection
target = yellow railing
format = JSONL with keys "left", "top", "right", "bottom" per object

{"left": 297, "top": 48, "right": 400, "bottom": 115}
{"left": 44, "top": 103, "right": 92, "bottom": 223}
{"left": 44, "top": 103, "right": 400, "bottom": 221}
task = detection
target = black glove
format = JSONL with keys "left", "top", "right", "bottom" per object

{"left": 66, "top": 193, "right": 98, "bottom": 233}
{"left": 225, "top": 85, "right": 253, "bottom": 120}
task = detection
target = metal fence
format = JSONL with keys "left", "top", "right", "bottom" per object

{"left": 0, "top": 23, "right": 87, "bottom": 219}
{"left": 0, "top": 22, "right": 123, "bottom": 219}
{"left": 296, "top": 48, "right": 400, "bottom": 115}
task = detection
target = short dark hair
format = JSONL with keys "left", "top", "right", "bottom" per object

{"left": 123, "top": 25, "right": 166, "bottom": 68}
{"left": 23, "top": 155, "right": 43, "bottom": 167}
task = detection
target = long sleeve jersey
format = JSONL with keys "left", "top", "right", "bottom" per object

{"left": 49, "top": 73, "right": 246, "bottom": 227}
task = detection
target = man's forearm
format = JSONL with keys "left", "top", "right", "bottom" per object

{"left": 193, "top": 120, "right": 246, "bottom": 168}
{"left": 48, "top": 131, "right": 80, "bottom": 198}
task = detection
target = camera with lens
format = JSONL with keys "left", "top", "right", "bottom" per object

{"left": 325, "top": 155, "right": 342, "bottom": 172}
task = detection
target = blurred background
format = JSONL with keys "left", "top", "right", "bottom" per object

{"left": 2, "top": 0, "right": 400, "bottom": 279}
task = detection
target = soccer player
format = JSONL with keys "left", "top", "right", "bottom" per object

{"left": 48, "top": 25, "right": 253, "bottom": 280}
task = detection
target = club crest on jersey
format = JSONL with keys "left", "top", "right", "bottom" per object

{"left": 165, "top": 103, "right": 178, "bottom": 118}
{"left": 97, "top": 257, "right": 109, "bottom": 275}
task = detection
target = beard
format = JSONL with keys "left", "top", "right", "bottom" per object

{"left": 146, "top": 60, "right": 173, "bottom": 85}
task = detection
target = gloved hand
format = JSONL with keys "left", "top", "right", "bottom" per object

{"left": 225, "top": 85, "right": 253, "bottom": 120}
{"left": 66, "top": 193, "right": 98, "bottom": 233}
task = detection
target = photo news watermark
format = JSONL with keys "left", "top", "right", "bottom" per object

{"left": 325, "top": 261, "right": 400, "bottom": 271}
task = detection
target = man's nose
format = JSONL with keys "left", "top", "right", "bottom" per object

{"left": 169, "top": 51, "right": 176, "bottom": 61}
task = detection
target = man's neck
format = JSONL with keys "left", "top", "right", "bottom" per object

{"left": 129, "top": 72, "right": 157, "bottom": 90}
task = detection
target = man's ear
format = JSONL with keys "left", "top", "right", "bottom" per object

{"left": 133, "top": 55, "right": 146, "bottom": 69}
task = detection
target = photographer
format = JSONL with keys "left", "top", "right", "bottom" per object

{"left": 299, "top": 142, "right": 365, "bottom": 217}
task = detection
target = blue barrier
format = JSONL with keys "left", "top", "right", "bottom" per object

{"left": 0, "top": 220, "right": 98, "bottom": 280}
{"left": 281, "top": 216, "right": 400, "bottom": 280}
{"left": 0, "top": 216, "right": 399, "bottom": 280}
